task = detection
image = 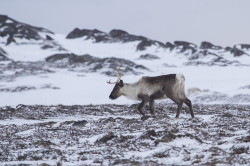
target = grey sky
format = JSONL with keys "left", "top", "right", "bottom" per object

{"left": 1, "top": 0, "right": 250, "bottom": 46}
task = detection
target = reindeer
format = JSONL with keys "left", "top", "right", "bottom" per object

{"left": 107, "top": 68, "right": 194, "bottom": 118}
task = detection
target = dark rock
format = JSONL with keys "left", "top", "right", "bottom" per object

{"left": 121, "top": 118, "right": 141, "bottom": 124}
{"left": 45, "top": 53, "right": 97, "bottom": 63}
{"left": 139, "top": 54, "right": 159, "bottom": 60}
{"left": 224, "top": 46, "right": 247, "bottom": 57}
{"left": 185, "top": 50, "right": 241, "bottom": 66}
{"left": 34, "top": 140, "right": 56, "bottom": 148}
{"left": 66, "top": 28, "right": 109, "bottom": 42}
{"left": 6, "top": 34, "right": 16, "bottom": 45}
{"left": 200, "top": 41, "right": 222, "bottom": 50}
{"left": 45, "top": 53, "right": 148, "bottom": 75}
{"left": 80, "top": 155, "right": 88, "bottom": 161}
{"left": 46, "top": 35, "right": 53, "bottom": 40}
{"left": 97, "top": 132, "right": 116, "bottom": 143}
{"left": 108, "top": 29, "right": 146, "bottom": 43}
{"left": 225, "top": 47, "right": 232, "bottom": 51}
{"left": 140, "top": 130, "right": 157, "bottom": 139}
{"left": 46, "top": 35, "right": 54, "bottom": 40}
{"left": 66, "top": 28, "right": 167, "bottom": 50}
{"left": 103, "top": 117, "right": 116, "bottom": 123}
{"left": 189, "top": 50, "right": 219, "bottom": 60}
{"left": 181, "top": 46, "right": 197, "bottom": 54}
{"left": 0, "top": 47, "right": 10, "bottom": 61}
{"left": 137, "top": 39, "right": 167, "bottom": 51}
{"left": 230, "top": 47, "right": 247, "bottom": 57}
{"left": 39, "top": 163, "right": 51, "bottom": 166}
{"left": 241, "top": 136, "right": 250, "bottom": 143}
{"left": 155, "top": 131, "right": 176, "bottom": 145}
{"left": 237, "top": 44, "right": 250, "bottom": 50}
{"left": 174, "top": 41, "right": 197, "bottom": 54}
{"left": 166, "top": 42, "right": 175, "bottom": 50}
{"left": 231, "top": 146, "right": 249, "bottom": 154}
{"left": 109, "top": 29, "right": 129, "bottom": 38}
{"left": 174, "top": 41, "right": 197, "bottom": 48}
{"left": 0, "top": 86, "right": 36, "bottom": 92}
{"left": 0, "top": 14, "right": 53, "bottom": 45}
{"left": 41, "top": 45, "right": 54, "bottom": 50}
{"left": 72, "top": 120, "right": 88, "bottom": 127}
{"left": 137, "top": 39, "right": 155, "bottom": 51}
{"left": 112, "top": 159, "right": 141, "bottom": 165}
{"left": 94, "top": 57, "right": 148, "bottom": 75}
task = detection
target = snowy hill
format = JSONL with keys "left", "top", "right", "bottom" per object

{"left": 1, "top": 14, "right": 250, "bottom": 66}
{"left": 0, "top": 14, "right": 250, "bottom": 106}
{"left": 0, "top": 14, "right": 66, "bottom": 61}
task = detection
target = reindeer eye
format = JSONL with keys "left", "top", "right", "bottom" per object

{"left": 119, "top": 80, "right": 124, "bottom": 87}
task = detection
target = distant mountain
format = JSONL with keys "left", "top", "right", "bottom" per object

{"left": 66, "top": 28, "right": 167, "bottom": 51}
{"left": 66, "top": 28, "right": 250, "bottom": 58}
{"left": 0, "top": 14, "right": 65, "bottom": 51}
{"left": 0, "top": 15, "right": 53, "bottom": 44}
{"left": 0, "top": 14, "right": 250, "bottom": 66}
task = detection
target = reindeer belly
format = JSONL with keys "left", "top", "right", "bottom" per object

{"left": 149, "top": 90, "right": 167, "bottom": 100}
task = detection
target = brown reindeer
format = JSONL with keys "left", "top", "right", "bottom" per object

{"left": 107, "top": 68, "right": 194, "bottom": 118}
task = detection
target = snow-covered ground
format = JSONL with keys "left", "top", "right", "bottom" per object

{"left": 0, "top": 66, "right": 250, "bottom": 106}
{"left": 0, "top": 104, "right": 249, "bottom": 165}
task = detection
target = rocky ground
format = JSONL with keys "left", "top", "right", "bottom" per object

{"left": 0, "top": 104, "right": 249, "bottom": 165}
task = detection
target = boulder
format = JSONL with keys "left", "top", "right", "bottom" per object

{"left": 139, "top": 54, "right": 159, "bottom": 60}
{"left": 200, "top": 41, "right": 222, "bottom": 50}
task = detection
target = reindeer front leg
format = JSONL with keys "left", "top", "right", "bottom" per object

{"left": 137, "top": 101, "right": 146, "bottom": 115}
{"left": 137, "top": 94, "right": 149, "bottom": 116}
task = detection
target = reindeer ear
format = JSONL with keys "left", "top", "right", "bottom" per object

{"left": 119, "top": 80, "right": 124, "bottom": 87}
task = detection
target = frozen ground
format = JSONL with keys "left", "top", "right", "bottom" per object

{"left": 0, "top": 104, "right": 249, "bottom": 165}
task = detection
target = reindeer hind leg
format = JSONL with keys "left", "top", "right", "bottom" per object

{"left": 149, "top": 99, "right": 156, "bottom": 116}
{"left": 175, "top": 102, "right": 183, "bottom": 118}
{"left": 183, "top": 97, "right": 194, "bottom": 118}
{"left": 166, "top": 94, "right": 183, "bottom": 118}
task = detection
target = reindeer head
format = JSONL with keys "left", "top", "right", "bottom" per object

{"left": 107, "top": 67, "right": 124, "bottom": 100}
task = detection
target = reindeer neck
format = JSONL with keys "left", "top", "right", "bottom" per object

{"left": 121, "top": 82, "right": 140, "bottom": 100}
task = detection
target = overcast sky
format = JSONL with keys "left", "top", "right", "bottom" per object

{"left": 1, "top": 0, "right": 250, "bottom": 46}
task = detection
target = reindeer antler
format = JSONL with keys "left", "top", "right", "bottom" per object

{"left": 107, "top": 67, "right": 123, "bottom": 84}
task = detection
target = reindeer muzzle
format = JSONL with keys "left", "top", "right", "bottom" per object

{"left": 109, "top": 95, "right": 115, "bottom": 100}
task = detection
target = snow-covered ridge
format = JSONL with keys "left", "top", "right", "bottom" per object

{"left": 0, "top": 14, "right": 66, "bottom": 55}
{"left": 0, "top": 14, "right": 250, "bottom": 66}
{"left": 0, "top": 14, "right": 53, "bottom": 44}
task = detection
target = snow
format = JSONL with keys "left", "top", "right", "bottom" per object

{"left": 0, "top": 41, "right": 65, "bottom": 61}
{"left": 0, "top": 65, "right": 250, "bottom": 106}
